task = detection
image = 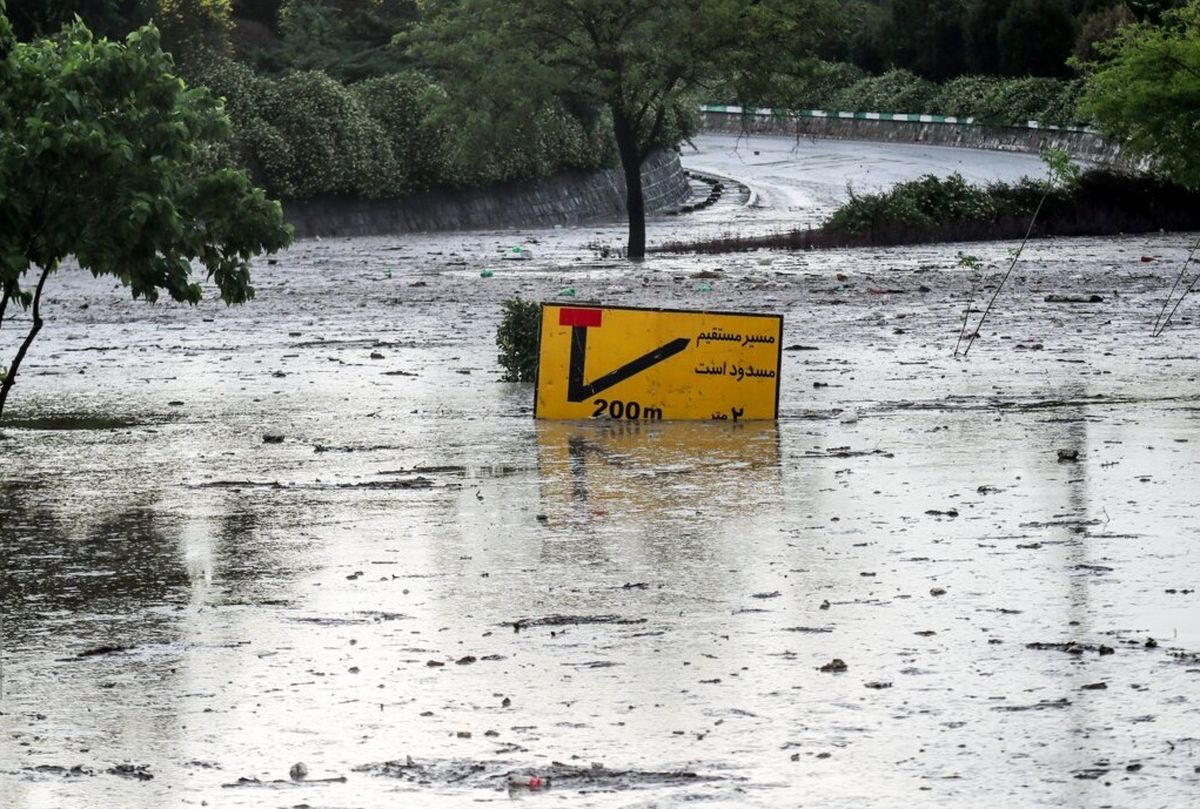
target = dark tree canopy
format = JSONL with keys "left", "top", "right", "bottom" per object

{"left": 998, "top": 0, "right": 1078, "bottom": 77}
{"left": 885, "top": 0, "right": 968, "bottom": 81}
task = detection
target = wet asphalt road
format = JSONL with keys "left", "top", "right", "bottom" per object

{"left": 1, "top": 134, "right": 1198, "bottom": 808}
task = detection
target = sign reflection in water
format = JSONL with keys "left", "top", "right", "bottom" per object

{"left": 534, "top": 420, "right": 783, "bottom": 534}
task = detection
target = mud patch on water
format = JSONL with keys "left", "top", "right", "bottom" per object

{"left": 355, "top": 757, "right": 727, "bottom": 792}
{"left": 507, "top": 614, "right": 650, "bottom": 631}
{"left": 16, "top": 763, "right": 153, "bottom": 781}
{"left": 194, "top": 476, "right": 445, "bottom": 490}
{"left": 0, "top": 414, "right": 148, "bottom": 430}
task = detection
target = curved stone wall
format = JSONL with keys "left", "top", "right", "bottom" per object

{"left": 284, "top": 149, "right": 689, "bottom": 239}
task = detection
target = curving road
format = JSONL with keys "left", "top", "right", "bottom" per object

{"left": 676, "top": 132, "right": 1052, "bottom": 232}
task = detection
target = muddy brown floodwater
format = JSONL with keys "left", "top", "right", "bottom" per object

{"left": 2, "top": 139, "right": 1200, "bottom": 808}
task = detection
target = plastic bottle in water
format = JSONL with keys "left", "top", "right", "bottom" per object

{"left": 507, "top": 775, "right": 549, "bottom": 790}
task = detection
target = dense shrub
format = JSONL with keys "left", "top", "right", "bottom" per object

{"left": 929, "top": 75, "right": 1004, "bottom": 119}
{"left": 351, "top": 72, "right": 448, "bottom": 193}
{"left": 983, "top": 76, "right": 1081, "bottom": 126}
{"left": 825, "top": 173, "right": 1005, "bottom": 236}
{"left": 830, "top": 68, "right": 937, "bottom": 114}
{"left": 272, "top": 0, "right": 416, "bottom": 81}
{"left": 436, "top": 102, "right": 614, "bottom": 189}
{"left": 186, "top": 58, "right": 618, "bottom": 199}
{"left": 1037, "top": 80, "right": 1084, "bottom": 127}
{"left": 254, "top": 70, "right": 397, "bottom": 197}
{"left": 155, "top": 0, "right": 233, "bottom": 59}
{"left": 744, "top": 60, "right": 1087, "bottom": 126}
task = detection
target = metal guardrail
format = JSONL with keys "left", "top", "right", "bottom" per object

{"left": 699, "top": 104, "right": 1098, "bottom": 135}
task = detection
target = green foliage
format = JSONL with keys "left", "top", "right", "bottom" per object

{"left": 232, "top": 0, "right": 282, "bottom": 29}
{"left": 272, "top": 0, "right": 417, "bottom": 80}
{"left": 801, "top": 0, "right": 1092, "bottom": 79}
{"left": 842, "top": 1, "right": 889, "bottom": 74}
{"left": 982, "top": 77, "right": 1084, "bottom": 125}
{"left": 496, "top": 297, "right": 540, "bottom": 383}
{"left": 433, "top": 99, "right": 617, "bottom": 189}
{"left": 770, "top": 60, "right": 866, "bottom": 110}
{"left": 824, "top": 152, "right": 1093, "bottom": 242}
{"left": 0, "top": 9, "right": 291, "bottom": 416}
{"left": 963, "top": 0, "right": 1008, "bottom": 75}
{"left": 830, "top": 69, "right": 937, "bottom": 114}
{"left": 929, "top": 75, "right": 1004, "bottom": 119}
{"left": 956, "top": 251, "right": 984, "bottom": 271}
{"left": 825, "top": 173, "right": 1003, "bottom": 235}
{"left": 153, "top": 0, "right": 234, "bottom": 59}
{"left": 5, "top": 0, "right": 145, "bottom": 40}
{"left": 350, "top": 72, "right": 447, "bottom": 193}
{"left": 1080, "top": 0, "right": 1200, "bottom": 189}
{"left": 1074, "top": 3, "right": 1137, "bottom": 62}
{"left": 1040, "top": 146, "right": 1082, "bottom": 191}
{"left": 188, "top": 54, "right": 614, "bottom": 198}
{"left": 0, "top": 18, "right": 290, "bottom": 299}
{"left": 758, "top": 60, "right": 1087, "bottom": 126}
{"left": 260, "top": 69, "right": 396, "bottom": 197}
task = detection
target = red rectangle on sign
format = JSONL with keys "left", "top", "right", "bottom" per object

{"left": 559, "top": 307, "right": 602, "bottom": 328}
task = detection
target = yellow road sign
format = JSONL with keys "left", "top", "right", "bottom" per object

{"left": 534, "top": 304, "right": 782, "bottom": 421}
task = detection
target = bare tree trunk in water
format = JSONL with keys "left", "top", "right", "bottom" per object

{"left": 0, "top": 266, "right": 52, "bottom": 420}
{"left": 613, "top": 110, "right": 646, "bottom": 260}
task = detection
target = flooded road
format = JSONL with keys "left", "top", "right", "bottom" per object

{"left": 682, "top": 132, "right": 1051, "bottom": 230}
{"left": 2, "top": 136, "right": 1199, "bottom": 808}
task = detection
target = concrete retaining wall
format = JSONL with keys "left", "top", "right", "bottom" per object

{"left": 284, "top": 149, "right": 689, "bottom": 239}
{"left": 699, "top": 106, "right": 1131, "bottom": 166}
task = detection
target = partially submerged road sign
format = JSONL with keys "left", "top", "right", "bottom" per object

{"left": 535, "top": 304, "right": 782, "bottom": 421}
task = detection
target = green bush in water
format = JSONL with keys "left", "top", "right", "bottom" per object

{"left": 496, "top": 297, "right": 541, "bottom": 382}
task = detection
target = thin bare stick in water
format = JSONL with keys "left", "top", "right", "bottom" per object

{"left": 1152, "top": 231, "right": 1200, "bottom": 337}
{"left": 960, "top": 192, "right": 1048, "bottom": 357}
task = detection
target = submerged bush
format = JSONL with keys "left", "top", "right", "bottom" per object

{"left": 496, "top": 297, "right": 541, "bottom": 383}
{"left": 825, "top": 173, "right": 1005, "bottom": 235}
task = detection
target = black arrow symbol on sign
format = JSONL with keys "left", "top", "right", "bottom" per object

{"left": 567, "top": 326, "right": 690, "bottom": 402}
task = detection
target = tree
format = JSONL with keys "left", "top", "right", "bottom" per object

{"left": 1073, "top": 2, "right": 1136, "bottom": 62}
{"left": 0, "top": 5, "right": 292, "bottom": 420}
{"left": 964, "top": 0, "right": 1011, "bottom": 75}
{"left": 272, "top": 0, "right": 418, "bottom": 80}
{"left": 5, "top": 0, "right": 146, "bottom": 41}
{"left": 998, "top": 0, "right": 1077, "bottom": 76}
{"left": 152, "top": 0, "right": 235, "bottom": 59}
{"left": 1079, "top": 0, "right": 1200, "bottom": 188}
{"left": 411, "top": 0, "right": 836, "bottom": 260}
{"left": 845, "top": 1, "right": 890, "bottom": 74}
{"left": 885, "top": 0, "right": 968, "bottom": 81}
